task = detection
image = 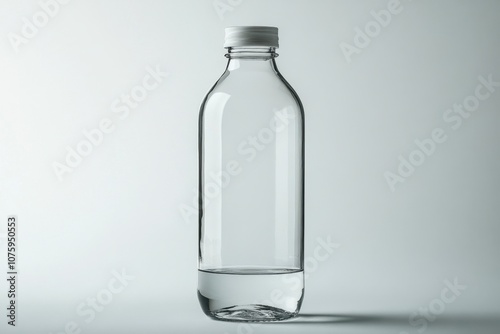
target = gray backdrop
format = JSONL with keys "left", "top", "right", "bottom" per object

{"left": 1, "top": 0, "right": 499, "bottom": 333}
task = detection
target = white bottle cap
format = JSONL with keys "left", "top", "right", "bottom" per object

{"left": 224, "top": 26, "right": 279, "bottom": 48}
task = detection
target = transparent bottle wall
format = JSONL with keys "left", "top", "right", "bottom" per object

{"left": 198, "top": 47, "right": 304, "bottom": 321}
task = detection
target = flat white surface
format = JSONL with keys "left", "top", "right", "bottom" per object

{"left": 0, "top": 0, "right": 499, "bottom": 333}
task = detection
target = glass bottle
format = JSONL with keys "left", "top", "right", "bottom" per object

{"left": 198, "top": 26, "right": 305, "bottom": 322}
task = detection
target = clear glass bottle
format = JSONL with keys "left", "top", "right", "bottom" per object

{"left": 198, "top": 26, "right": 305, "bottom": 322}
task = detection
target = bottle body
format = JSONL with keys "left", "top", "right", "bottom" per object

{"left": 198, "top": 44, "right": 304, "bottom": 322}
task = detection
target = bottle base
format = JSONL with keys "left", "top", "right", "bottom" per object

{"left": 198, "top": 296, "right": 299, "bottom": 322}
{"left": 197, "top": 268, "right": 304, "bottom": 322}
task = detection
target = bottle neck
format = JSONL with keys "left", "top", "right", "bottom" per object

{"left": 224, "top": 47, "right": 279, "bottom": 71}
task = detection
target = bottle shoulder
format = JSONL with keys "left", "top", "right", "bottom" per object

{"left": 200, "top": 69, "right": 303, "bottom": 118}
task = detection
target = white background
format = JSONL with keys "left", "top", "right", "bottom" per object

{"left": 1, "top": 0, "right": 499, "bottom": 333}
